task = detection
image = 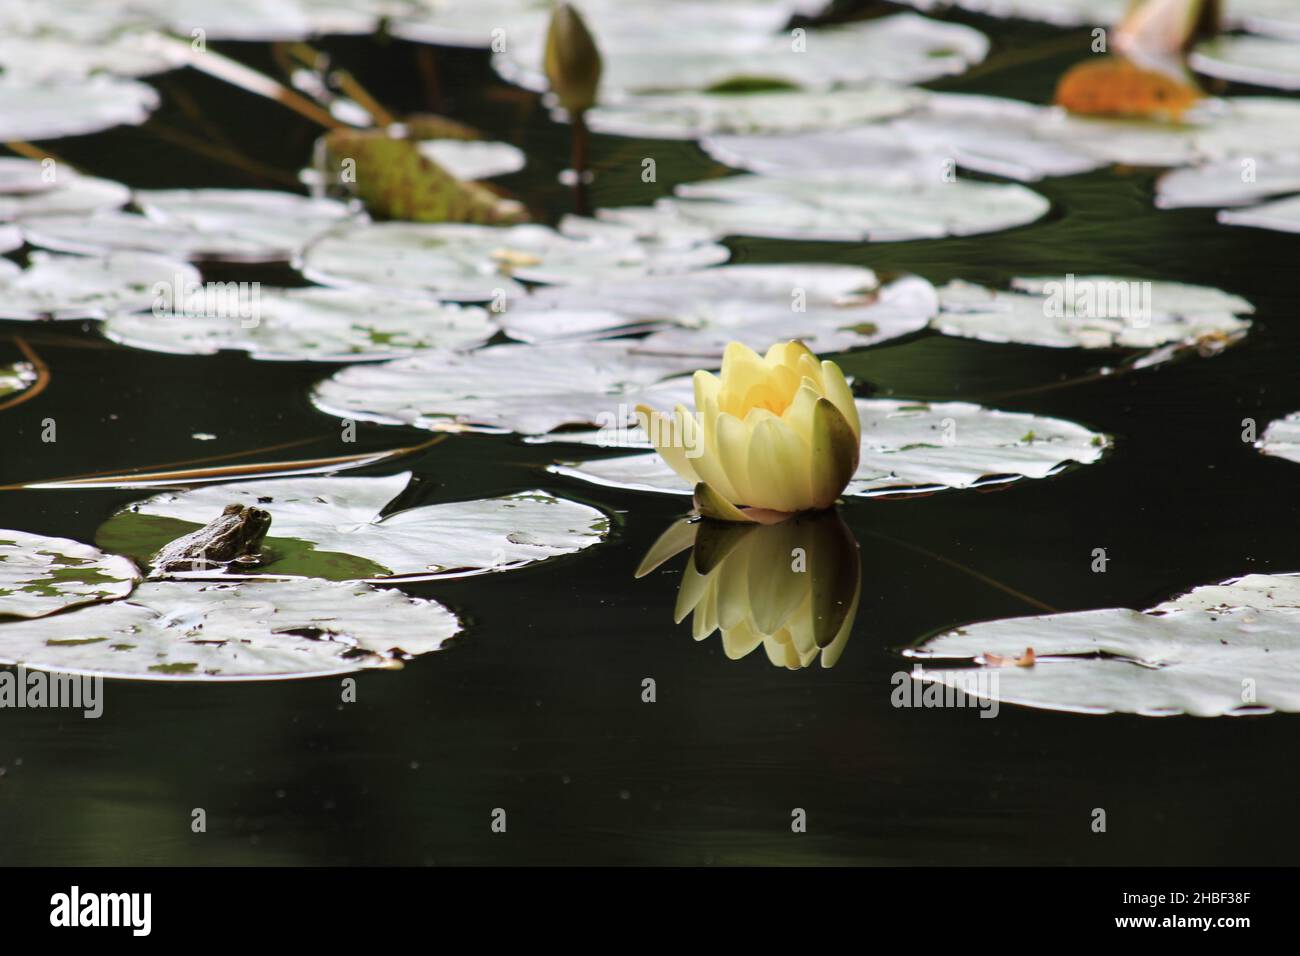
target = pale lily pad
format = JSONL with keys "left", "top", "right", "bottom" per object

{"left": 1156, "top": 155, "right": 1300, "bottom": 208}
{"left": 0, "top": 76, "right": 158, "bottom": 141}
{"left": 640, "top": 169, "right": 1050, "bottom": 242}
{"left": 0, "top": 162, "right": 130, "bottom": 222}
{"left": 312, "top": 341, "right": 699, "bottom": 434}
{"left": 1255, "top": 411, "right": 1300, "bottom": 463}
{"left": 496, "top": 12, "right": 987, "bottom": 98}
{"left": 0, "top": 361, "right": 36, "bottom": 398}
{"left": 550, "top": 398, "right": 1110, "bottom": 497}
{"left": 299, "top": 221, "right": 729, "bottom": 301}
{"left": 131, "top": 0, "right": 403, "bottom": 41}
{"left": 0, "top": 530, "right": 140, "bottom": 619}
{"left": 0, "top": 252, "right": 200, "bottom": 320}
{"left": 100, "top": 287, "right": 496, "bottom": 361}
{"left": 415, "top": 139, "right": 526, "bottom": 180}
{"left": 0, "top": 28, "right": 185, "bottom": 82}
{"left": 0, "top": 224, "right": 18, "bottom": 253}
{"left": 87, "top": 189, "right": 366, "bottom": 263}
{"left": 0, "top": 578, "right": 460, "bottom": 681}
{"left": 1218, "top": 194, "right": 1300, "bottom": 233}
{"left": 704, "top": 93, "right": 1108, "bottom": 182}
{"left": 1191, "top": 35, "right": 1300, "bottom": 91}
{"left": 586, "top": 85, "right": 924, "bottom": 139}
{"left": 502, "top": 267, "right": 936, "bottom": 358}
{"left": 906, "top": 573, "right": 1300, "bottom": 717}
{"left": 97, "top": 473, "right": 609, "bottom": 582}
{"left": 932, "top": 276, "right": 1253, "bottom": 349}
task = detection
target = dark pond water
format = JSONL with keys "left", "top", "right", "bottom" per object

{"left": 3, "top": 6, "right": 1300, "bottom": 865}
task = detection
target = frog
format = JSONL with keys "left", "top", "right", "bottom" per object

{"left": 150, "top": 504, "right": 272, "bottom": 574}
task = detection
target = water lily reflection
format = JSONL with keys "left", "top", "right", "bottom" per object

{"left": 636, "top": 510, "right": 860, "bottom": 669}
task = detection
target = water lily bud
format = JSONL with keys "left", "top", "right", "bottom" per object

{"left": 544, "top": 3, "right": 602, "bottom": 115}
{"left": 637, "top": 341, "right": 861, "bottom": 523}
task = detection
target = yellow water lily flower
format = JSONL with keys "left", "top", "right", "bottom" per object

{"left": 635, "top": 511, "right": 861, "bottom": 670}
{"left": 636, "top": 341, "right": 861, "bottom": 523}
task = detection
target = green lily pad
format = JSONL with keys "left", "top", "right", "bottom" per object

{"left": 97, "top": 472, "right": 610, "bottom": 581}
{"left": 321, "top": 129, "right": 528, "bottom": 224}
{"left": 0, "top": 530, "right": 140, "bottom": 619}
{"left": 0, "top": 252, "right": 200, "bottom": 320}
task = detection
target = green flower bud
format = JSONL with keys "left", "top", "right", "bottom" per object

{"left": 544, "top": 3, "right": 602, "bottom": 116}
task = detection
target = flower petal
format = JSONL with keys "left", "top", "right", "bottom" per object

{"left": 809, "top": 397, "right": 859, "bottom": 509}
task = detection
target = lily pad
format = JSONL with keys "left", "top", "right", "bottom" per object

{"left": 640, "top": 169, "right": 1050, "bottom": 242}
{"left": 906, "top": 572, "right": 1300, "bottom": 717}
{"left": 495, "top": 11, "right": 988, "bottom": 98}
{"left": 550, "top": 398, "right": 1110, "bottom": 497}
{"left": 1255, "top": 410, "right": 1300, "bottom": 463}
{"left": 0, "top": 530, "right": 140, "bottom": 619}
{"left": 932, "top": 275, "right": 1254, "bottom": 349}
{"left": 1156, "top": 155, "right": 1300, "bottom": 208}
{"left": 298, "top": 221, "right": 729, "bottom": 302}
{"left": 0, "top": 578, "right": 460, "bottom": 681}
{"left": 585, "top": 85, "right": 924, "bottom": 139}
{"left": 0, "top": 76, "right": 158, "bottom": 141}
{"left": 0, "top": 27, "right": 185, "bottom": 82}
{"left": 36, "top": 189, "right": 367, "bottom": 263}
{"left": 415, "top": 139, "right": 527, "bottom": 180}
{"left": 0, "top": 252, "right": 201, "bottom": 320}
{"left": 312, "top": 340, "right": 699, "bottom": 434}
{"left": 0, "top": 161, "right": 130, "bottom": 222}
{"left": 99, "top": 287, "right": 496, "bottom": 361}
{"left": 97, "top": 473, "right": 609, "bottom": 581}
{"left": 131, "top": 0, "right": 400, "bottom": 41}
{"left": 1217, "top": 194, "right": 1300, "bottom": 233}
{"left": 1191, "top": 35, "right": 1300, "bottom": 91}
{"left": 703, "top": 93, "right": 1108, "bottom": 182}
{"left": 503, "top": 267, "right": 937, "bottom": 358}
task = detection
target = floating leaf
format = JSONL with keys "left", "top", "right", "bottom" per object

{"left": 1217, "top": 193, "right": 1300, "bottom": 233}
{"left": 0, "top": 76, "right": 158, "bottom": 141}
{"left": 0, "top": 530, "right": 140, "bottom": 619}
{"left": 0, "top": 27, "right": 184, "bottom": 82}
{"left": 97, "top": 473, "right": 609, "bottom": 581}
{"left": 21, "top": 198, "right": 363, "bottom": 263}
{"left": 415, "top": 139, "right": 526, "bottom": 180}
{"left": 500, "top": 264, "right": 935, "bottom": 357}
{"left": 100, "top": 287, "right": 496, "bottom": 361}
{"left": 0, "top": 578, "right": 460, "bottom": 681}
{"left": 586, "top": 84, "right": 922, "bottom": 139}
{"left": 906, "top": 572, "right": 1300, "bottom": 716}
{"left": 299, "top": 220, "right": 728, "bottom": 301}
{"left": 932, "top": 275, "right": 1253, "bottom": 349}
{"left": 550, "top": 398, "right": 1110, "bottom": 497}
{"left": 632, "top": 169, "right": 1050, "bottom": 242}
{"left": 1192, "top": 34, "right": 1300, "bottom": 90}
{"left": 312, "top": 340, "right": 699, "bottom": 434}
{"left": 0, "top": 160, "right": 130, "bottom": 222}
{"left": 0, "top": 252, "right": 200, "bottom": 320}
